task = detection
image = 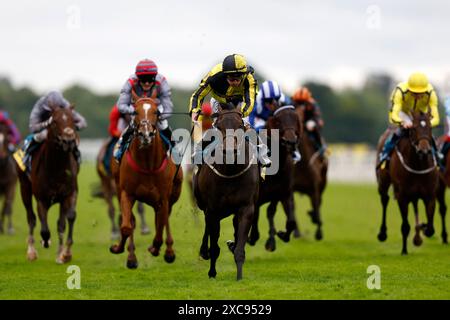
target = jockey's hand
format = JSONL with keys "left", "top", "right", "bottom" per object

{"left": 191, "top": 111, "right": 200, "bottom": 122}
{"left": 402, "top": 121, "right": 413, "bottom": 129}
{"left": 306, "top": 120, "right": 316, "bottom": 131}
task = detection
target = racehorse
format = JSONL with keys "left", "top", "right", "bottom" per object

{"left": 0, "top": 123, "right": 17, "bottom": 234}
{"left": 109, "top": 92, "right": 183, "bottom": 269}
{"left": 194, "top": 104, "right": 259, "bottom": 280}
{"left": 293, "top": 106, "right": 328, "bottom": 240}
{"left": 435, "top": 134, "right": 450, "bottom": 244}
{"left": 96, "top": 138, "right": 150, "bottom": 239}
{"left": 17, "top": 106, "right": 80, "bottom": 263}
{"left": 247, "top": 105, "right": 302, "bottom": 251}
{"left": 376, "top": 111, "right": 439, "bottom": 255}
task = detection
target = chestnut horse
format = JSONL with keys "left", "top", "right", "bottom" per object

{"left": 109, "top": 94, "right": 183, "bottom": 269}
{"left": 248, "top": 105, "right": 302, "bottom": 251}
{"left": 376, "top": 111, "right": 439, "bottom": 255}
{"left": 96, "top": 138, "right": 149, "bottom": 239}
{"left": 17, "top": 106, "right": 80, "bottom": 263}
{"left": 194, "top": 105, "right": 259, "bottom": 280}
{"left": 293, "top": 106, "right": 328, "bottom": 240}
{"left": 0, "top": 123, "right": 17, "bottom": 234}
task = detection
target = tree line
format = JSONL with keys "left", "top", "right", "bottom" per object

{"left": 0, "top": 73, "right": 445, "bottom": 146}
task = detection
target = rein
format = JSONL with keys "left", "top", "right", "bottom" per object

{"left": 205, "top": 152, "right": 256, "bottom": 179}
{"left": 394, "top": 146, "right": 436, "bottom": 175}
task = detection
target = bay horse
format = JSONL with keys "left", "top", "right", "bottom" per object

{"left": 247, "top": 105, "right": 302, "bottom": 251}
{"left": 96, "top": 138, "right": 150, "bottom": 239}
{"left": 0, "top": 123, "right": 18, "bottom": 234}
{"left": 17, "top": 106, "right": 80, "bottom": 263}
{"left": 109, "top": 93, "right": 183, "bottom": 269}
{"left": 293, "top": 106, "right": 328, "bottom": 240}
{"left": 435, "top": 134, "right": 450, "bottom": 244}
{"left": 376, "top": 111, "right": 439, "bottom": 255}
{"left": 194, "top": 104, "right": 259, "bottom": 280}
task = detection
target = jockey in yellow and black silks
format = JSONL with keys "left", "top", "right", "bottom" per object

{"left": 379, "top": 72, "right": 441, "bottom": 168}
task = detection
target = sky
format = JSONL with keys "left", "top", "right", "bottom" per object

{"left": 1, "top": 0, "right": 450, "bottom": 95}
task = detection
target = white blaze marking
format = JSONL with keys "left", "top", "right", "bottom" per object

{"left": 420, "top": 120, "right": 426, "bottom": 127}
{"left": 143, "top": 103, "right": 151, "bottom": 119}
{"left": 62, "top": 114, "right": 68, "bottom": 122}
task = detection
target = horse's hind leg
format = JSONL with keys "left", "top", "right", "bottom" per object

{"left": 126, "top": 214, "right": 138, "bottom": 269}
{"left": 412, "top": 199, "right": 424, "bottom": 247}
{"left": 57, "top": 192, "right": 77, "bottom": 264}
{"left": 137, "top": 202, "right": 150, "bottom": 235}
{"left": 37, "top": 200, "right": 51, "bottom": 248}
{"left": 247, "top": 204, "right": 260, "bottom": 246}
{"left": 308, "top": 187, "right": 323, "bottom": 241}
{"left": 277, "top": 194, "right": 297, "bottom": 243}
{"left": 234, "top": 204, "right": 254, "bottom": 281}
{"left": 102, "top": 177, "right": 119, "bottom": 240}
{"left": 110, "top": 191, "right": 134, "bottom": 255}
{"left": 55, "top": 202, "right": 67, "bottom": 264}
{"left": 265, "top": 201, "right": 277, "bottom": 252}
{"left": 398, "top": 198, "right": 411, "bottom": 255}
{"left": 5, "top": 181, "right": 16, "bottom": 235}
{"left": 437, "top": 180, "right": 448, "bottom": 244}
{"left": 423, "top": 196, "right": 436, "bottom": 238}
{"left": 226, "top": 215, "right": 238, "bottom": 254}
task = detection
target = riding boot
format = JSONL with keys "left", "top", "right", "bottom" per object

{"left": 22, "top": 134, "right": 41, "bottom": 172}
{"left": 73, "top": 147, "right": 81, "bottom": 166}
{"left": 257, "top": 134, "right": 272, "bottom": 168}
{"left": 292, "top": 149, "right": 301, "bottom": 164}
{"left": 160, "top": 127, "right": 175, "bottom": 149}
{"left": 114, "top": 125, "right": 134, "bottom": 162}
{"left": 379, "top": 131, "right": 401, "bottom": 168}
{"left": 431, "top": 137, "right": 445, "bottom": 171}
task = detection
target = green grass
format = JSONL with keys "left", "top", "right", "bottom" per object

{"left": 1, "top": 163, "right": 450, "bottom": 300}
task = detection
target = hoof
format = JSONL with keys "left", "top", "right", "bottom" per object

{"left": 27, "top": 250, "right": 38, "bottom": 261}
{"left": 308, "top": 210, "right": 319, "bottom": 224}
{"left": 265, "top": 237, "right": 276, "bottom": 252}
{"left": 424, "top": 227, "right": 435, "bottom": 238}
{"left": 164, "top": 253, "right": 176, "bottom": 263}
{"left": 109, "top": 244, "right": 124, "bottom": 254}
{"left": 413, "top": 235, "right": 423, "bottom": 247}
{"left": 315, "top": 229, "right": 323, "bottom": 241}
{"left": 199, "top": 248, "right": 210, "bottom": 260}
{"left": 126, "top": 260, "right": 138, "bottom": 269}
{"left": 276, "top": 231, "right": 290, "bottom": 243}
{"left": 208, "top": 270, "right": 217, "bottom": 278}
{"left": 401, "top": 250, "right": 408, "bottom": 256}
{"left": 226, "top": 240, "right": 235, "bottom": 253}
{"left": 293, "top": 229, "right": 301, "bottom": 238}
{"left": 443, "top": 236, "right": 448, "bottom": 244}
{"left": 56, "top": 254, "right": 72, "bottom": 264}
{"left": 377, "top": 232, "right": 387, "bottom": 242}
{"left": 247, "top": 233, "right": 259, "bottom": 246}
{"left": 141, "top": 226, "right": 150, "bottom": 235}
{"left": 41, "top": 239, "right": 51, "bottom": 248}
{"left": 148, "top": 246, "right": 160, "bottom": 257}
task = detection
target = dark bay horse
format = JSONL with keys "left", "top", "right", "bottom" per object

{"left": 293, "top": 106, "right": 328, "bottom": 240}
{"left": 96, "top": 138, "right": 149, "bottom": 239}
{"left": 110, "top": 95, "right": 183, "bottom": 269}
{"left": 194, "top": 105, "right": 259, "bottom": 280}
{"left": 376, "top": 111, "right": 439, "bottom": 255}
{"left": 17, "top": 106, "right": 80, "bottom": 263}
{"left": 248, "top": 105, "right": 302, "bottom": 251}
{"left": 0, "top": 123, "right": 17, "bottom": 234}
{"left": 435, "top": 135, "right": 450, "bottom": 244}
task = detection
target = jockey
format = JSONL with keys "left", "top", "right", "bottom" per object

{"left": 0, "top": 110, "right": 21, "bottom": 151}
{"left": 249, "top": 80, "right": 301, "bottom": 162}
{"left": 291, "top": 86, "right": 326, "bottom": 155}
{"left": 114, "top": 59, "right": 175, "bottom": 161}
{"left": 103, "top": 104, "right": 128, "bottom": 174}
{"left": 189, "top": 53, "right": 271, "bottom": 167}
{"left": 23, "top": 90, "right": 87, "bottom": 169}
{"left": 439, "top": 94, "right": 450, "bottom": 159}
{"left": 378, "top": 72, "right": 440, "bottom": 168}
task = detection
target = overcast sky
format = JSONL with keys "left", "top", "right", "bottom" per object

{"left": 1, "top": 0, "right": 450, "bottom": 96}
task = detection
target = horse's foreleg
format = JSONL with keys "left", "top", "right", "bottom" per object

{"left": 56, "top": 202, "right": 67, "bottom": 263}
{"left": 20, "top": 175, "right": 37, "bottom": 261}
{"left": 226, "top": 215, "right": 239, "bottom": 254}
{"left": 247, "top": 203, "right": 260, "bottom": 246}
{"left": 398, "top": 199, "right": 410, "bottom": 255}
{"left": 265, "top": 201, "right": 277, "bottom": 252}
{"left": 423, "top": 196, "right": 436, "bottom": 238}
{"left": 5, "top": 182, "right": 16, "bottom": 235}
{"left": 57, "top": 192, "right": 77, "bottom": 264}
{"left": 277, "top": 194, "right": 297, "bottom": 243}
{"left": 309, "top": 187, "right": 323, "bottom": 240}
{"left": 234, "top": 204, "right": 254, "bottom": 281}
{"left": 207, "top": 213, "right": 220, "bottom": 278}
{"left": 103, "top": 178, "right": 119, "bottom": 240}
{"left": 163, "top": 204, "right": 175, "bottom": 263}
{"left": 110, "top": 191, "right": 134, "bottom": 255}
{"left": 377, "top": 183, "right": 390, "bottom": 242}
{"left": 137, "top": 202, "right": 150, "bottom": 235}
{"left": 199, "top": 216, "right": 210, "bottom": 260}
{"left": 126, "top": 214, "right": 138, "bottom": 269}
{"left": 437, "top": 181, "right": 448, "bottom": 244}
{"left": 37, "top": 200, "right": 51, "bottom": 248}
{"left": 148, "top": 201, "right": 166, "bottom": 257}
{"left": 412, "top": 199, "right": 423, "bottom": 247}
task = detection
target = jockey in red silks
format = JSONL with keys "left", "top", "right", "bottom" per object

{"left": 0, "top": 110, "right": 21, "bottom": 151}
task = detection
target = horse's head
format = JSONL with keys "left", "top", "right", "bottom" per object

{"left": 132, "top": 98, "right": 159, "bottom": 148}
{"left": 48, "top": 106, "right": 78, "bottom": 152}
{"left": 409, "top": 110, "right": 433, "bottom": 156}
{"left": 214, "top": 103, "right": 244, "bottom": 152}
{"left": 0, "top": 123, "right": 10, "bottom": 160}
{"left": 268, "top": 105, "right": 302, "bottom": 152}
